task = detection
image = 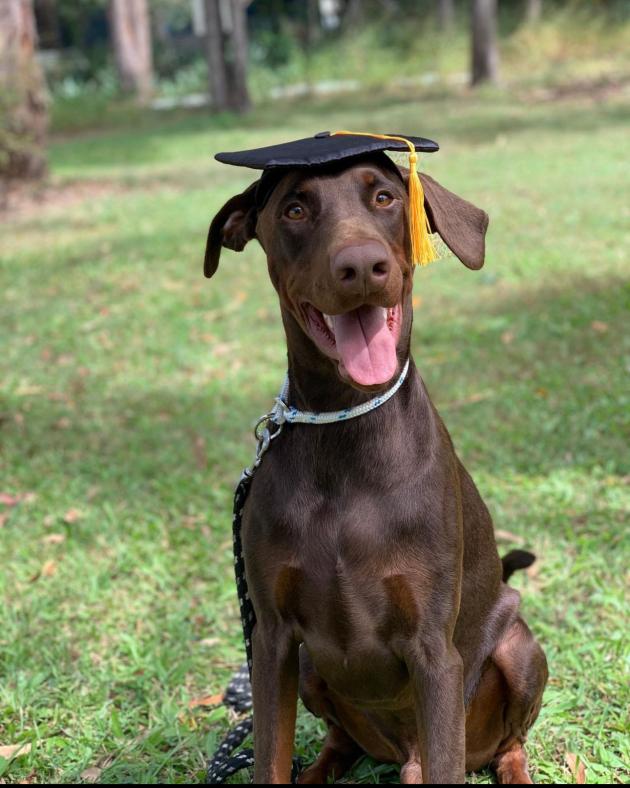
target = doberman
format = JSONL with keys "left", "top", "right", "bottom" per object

{"left": 205, "top": 154, "right": 548, "bottom": 784}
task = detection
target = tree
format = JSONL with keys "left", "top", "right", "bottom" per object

{"left": 471, "top": 0, "right": 499, "bottom": 86}
{"left": 525, "top": 0, "right": 542, "bottom": 24}
{"left": 0, "top": 0, "right": 48, "bottom": 184}
{"left": 437, "top": 0, "right": 455, "bottom": 31}
{"left": 108, "top": 0, "right": 154, "bottom": 102}
{"left": 204, "top": 0, "right": 250, "bottom": 113}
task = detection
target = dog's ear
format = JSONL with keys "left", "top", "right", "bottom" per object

{"left": 420, "top": 173, "right": 489, "bottom": 270}
{"left": 204, "top": 180, "right": 259, "bottom": 278}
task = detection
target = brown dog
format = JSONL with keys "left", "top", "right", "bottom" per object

{"left": 205, "top": 155, "right": 548, "bottom": 784}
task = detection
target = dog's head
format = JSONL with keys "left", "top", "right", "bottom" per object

{"left": 205, "top": 156, "right": 488, "bottom": 391}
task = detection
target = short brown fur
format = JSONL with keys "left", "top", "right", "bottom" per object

{"left": 206, "top": 157, "right": 548, "bottom": 784}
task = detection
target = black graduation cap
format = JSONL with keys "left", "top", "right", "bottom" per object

{"left": 215, "top": 130, "right": 441, "bottom": 265}
{"left": 215, "top": 130, "right": 439, "bottom": 170}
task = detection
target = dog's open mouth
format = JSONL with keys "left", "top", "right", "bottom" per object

{"left": 304, "top": 303, "right": 402, "bottom": 387}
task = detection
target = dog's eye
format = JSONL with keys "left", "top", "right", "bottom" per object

{"left": 375, "top": 191, "right": 394, "bottom": 206}
{"left": 285, "top": 203, "right": 305, "bottom": 220}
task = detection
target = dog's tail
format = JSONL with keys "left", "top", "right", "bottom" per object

{"left": 501, "top": 549, "right": 536, "bottom": 582}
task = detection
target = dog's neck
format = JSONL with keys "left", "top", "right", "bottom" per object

{"left": 280, "top": 305, "right": 415, "bottom": 415}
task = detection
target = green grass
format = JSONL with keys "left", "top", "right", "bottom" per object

{"left": 1, "top": 85, "right": 629, "bottom": 784}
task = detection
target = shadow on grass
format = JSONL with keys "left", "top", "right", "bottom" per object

{"left": 3, "top": 271, "right": 627, "bottom": 519}
{"left": 50, "top": 91, "right": 630, "bottom": 175}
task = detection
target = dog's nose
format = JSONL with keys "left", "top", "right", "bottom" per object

{"left": 331, "top": 241, "right": 392, "bottom": 295}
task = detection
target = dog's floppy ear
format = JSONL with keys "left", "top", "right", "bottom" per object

{"left": 420, "top": 173, "right": 489, "bottom": 270}
{"left": 204, "top": 180, "right": 259, "bottom": 278}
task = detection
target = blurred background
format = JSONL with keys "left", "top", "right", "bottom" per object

{"left": 1, "top": 0, "right": 629, "bottom": 784}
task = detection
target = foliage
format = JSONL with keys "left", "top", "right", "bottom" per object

{"left": 0, "top": 85, "right": 629, "bottom": 782}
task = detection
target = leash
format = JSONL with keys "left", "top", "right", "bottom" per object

{"left": 207, "top": 360, "right": 410, "bottom": 784}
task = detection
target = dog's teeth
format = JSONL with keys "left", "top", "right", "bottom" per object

{"left": 322, "top": 313, "right": 334, "bottom": 331}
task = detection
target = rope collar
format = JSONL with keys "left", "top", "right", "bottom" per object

{"left": 273, "top": 358, "right": 410, "bottom": 425}
{"left": 244, "top": 359, "right": 410, "bottom": 476}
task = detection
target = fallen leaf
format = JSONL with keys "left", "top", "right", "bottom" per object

{"left": 199, "top": 638, "right": 220, "bottom": 648}
{"left": 494, "top": 529, "right": 525, "bottom": 545}
{"left": 42, "top": 533, "right": 65, "bottom": 545}
{"left": 0, "top": 513, "right": 8, "bottom": 528}
{"left": 41, "top": 560, "right": 58, "bottom": 578}
{"left": 98, "top": 332, "right": 113, "bottom": 349}
{"left": 54, "top": 417, "right": 72, "bottom": 430}
{"left": 412, "top": 295, "right": 422, "bottom": 309}
{"left": 188, "top": 693, "right": 223, "bottom": 710}
{"left": 191, "top": 433, "right": 208, "bottom": 471}
{"left": 526, "top": 561, "right": 540, "bottom": 580}
{"left": 501, "top": 330, "right": 515, "bottom": 345}
{"left": 0, "top": 492, "right": 36, "bottom": 506}
{"left": 18, "top": 771, "right": 37, "bottom": 784}
{"left": 0, "top": 743, "right": 32, "bottom": 759}
{"left": 212, "top": 342, "right": 234, "bottom": 358}
{"left": 591, "top": 320, "right": 608, "bottom": 333}
{"left": 86, "top": 486, "right": 101, "bottom": 501}
{"left": 443, "top": 391, "right": 493, "bottom": 409}
{"left": 15, "top": 383, "right": 43, "bottom": 396}
{"left": 63, "top": 508, "right": 83, "bottom": 524}
{"left": 80, "top": 767, "right": 102, "bottom": 783}
{"left": 564, "top": 752, "right": 586, "bottom": 784}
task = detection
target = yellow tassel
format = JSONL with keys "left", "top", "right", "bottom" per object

{"left": 331, "top": 130, "right": 438, "bottom": 266}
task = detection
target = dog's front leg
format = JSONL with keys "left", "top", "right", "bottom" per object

{"left": 252, "top": 622, "right": 300, "bottom": 784}
{"left": 407, "top": 642, "right": 466, "bottom": 784}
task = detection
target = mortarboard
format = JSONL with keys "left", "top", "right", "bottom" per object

{"left": 215, "top": 131, "right": 440, "bottom": 266}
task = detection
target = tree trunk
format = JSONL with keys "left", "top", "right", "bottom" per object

{"left": 342, "top": 0, "right": 363, "bottom": 29}
{"left": 204, "top": 0, "right": 229, "bottom": 110}
{"left": 109, "top": 0, "right": 153, "bottom": 103}
{"left": 204, "top": 0, "right": 250, "bottom": 113}
{"left": 33, "top": 0, "right": 61, "bottom": 49}
{"left": 437, "top": 0, "right": 455, "bottom": 31}
{"left": 525, "top": 0, "right": 542, "bottom": 24}
{"left": 227, "top": 0, "right": 251, "bottom": 112}
{"left": 306, "top": 0, "right": 321, "bottom": 49}
{"left": 0, "top": 0, "right": 48, "bottom": 183}
{"left": 471, "top": 0, "right": 499, "bottom": 86}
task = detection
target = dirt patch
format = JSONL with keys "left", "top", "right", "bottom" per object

{"left": 524, "top": 74, "right": 630, "bottom": 104}
{"left": 0, "top": 178, "right": 132, "bottom": 221}
{"left": 0, "top": 169, "right": 212, "bottom": 222}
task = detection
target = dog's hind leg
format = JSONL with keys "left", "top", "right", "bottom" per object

{"left": 493, "top": 616, "right": 547, "bottom": 737}
{"left": 493, "top": 742, "right": 533, "bottom": 784}
{"left": 490, "top": 616, "right": 548, "bottom": 784}
{"left": 298, "top": 724, "right": 362, "bottom": 784}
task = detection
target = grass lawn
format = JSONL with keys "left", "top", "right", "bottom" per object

{"left": 1, "top": 85, "right": 629, "bottom": 783}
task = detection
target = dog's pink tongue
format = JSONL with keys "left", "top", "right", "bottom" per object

{"left": 332, "top": 306, "right": 397, "bottom": 386}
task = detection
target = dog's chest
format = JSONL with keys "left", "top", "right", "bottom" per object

{"left": 274, "top": 532, "right": 435, "bottom": 701}
{"left": 247, "top": 487, "right": 446, "bottom": 690}
{"left": 242, "top": 426, "right": 459, "bottom": 699}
